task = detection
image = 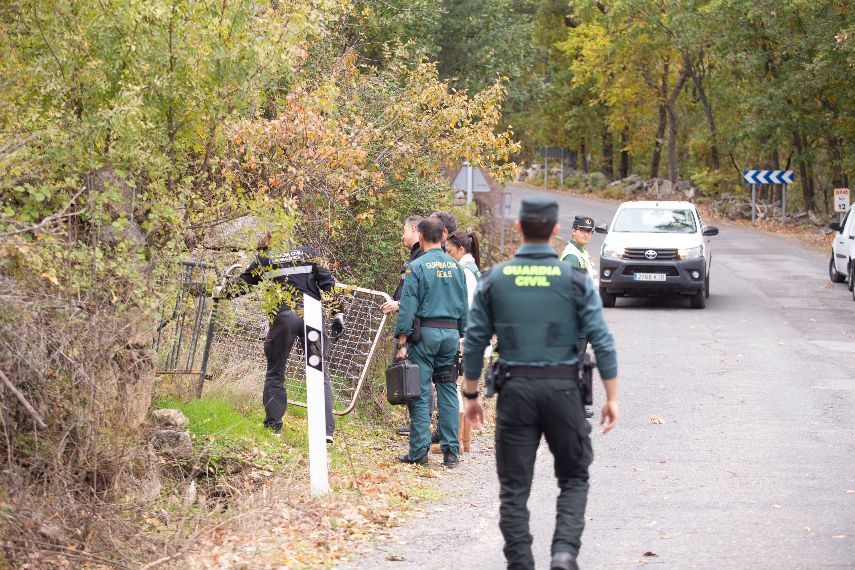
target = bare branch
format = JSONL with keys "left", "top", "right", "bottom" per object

{"left": 0, "top": 368, "right": 48, "bottom": 429}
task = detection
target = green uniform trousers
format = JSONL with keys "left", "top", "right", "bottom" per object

{"left": 495, "top": 377, "right": 593, "bottom": 570}
{"left": 406, "top": 327, "right": 460, "bottom": 460}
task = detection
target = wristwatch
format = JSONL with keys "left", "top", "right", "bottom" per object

{"left": 461, "top": 389, "right": 480, "bottom": 400}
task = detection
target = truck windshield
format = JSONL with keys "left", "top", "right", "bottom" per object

{"left": 612, "top": 208, "right": 697, "bottom": 233}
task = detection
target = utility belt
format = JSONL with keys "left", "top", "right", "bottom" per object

{"left": 485, "top": 363, "right": 579, "bottom": 397}
{"left": 403, "top": 317, "right": 461, "bottom": 384}
{"left": 407, "top": 317, "right": 458, "bottom": 344}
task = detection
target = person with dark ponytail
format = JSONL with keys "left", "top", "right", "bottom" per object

{"left": 446, "top": 230, "right": 481, "bottom": 302}
{"left": 445, "top": 230, "right": 482, "bottom": 453}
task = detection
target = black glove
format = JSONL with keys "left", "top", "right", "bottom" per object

{"left": 331, "top": 313, "right": 345, "bottom": 341}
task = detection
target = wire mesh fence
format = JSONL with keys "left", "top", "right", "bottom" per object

{"left": 155, "top": 260, "right": 218, "bottom": 378}
{"left": 202, "top": 285, "right": 390, "bottom": 415}
{"left": 156, "top": 258, "right": 391, "bottom": 415}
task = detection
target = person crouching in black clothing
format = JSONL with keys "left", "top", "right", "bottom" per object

{"left": 218, "top": 233, "right": 345, "bottom": 441}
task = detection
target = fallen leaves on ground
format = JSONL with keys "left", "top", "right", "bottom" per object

{"left": 650, "top": 416, "right": 663, "bottom": 424}
{"left": 642, "top": 551, "right": 658, "bottom": 557}
{"left": 176, "top": 430, "right": 442, "bottom": 569}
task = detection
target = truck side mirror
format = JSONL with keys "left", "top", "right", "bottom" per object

{"left": 828, "top": 221, "right": 842, "bottom": 232}
{"left": 594, "top": 223, "right": 608, "bottom": 234}
{"left": 702, "top": 226, "right": 719, "bottom": 236}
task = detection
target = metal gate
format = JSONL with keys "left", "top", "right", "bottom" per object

{"left": 156, "top": 260, "right": 390, "bottom": 415}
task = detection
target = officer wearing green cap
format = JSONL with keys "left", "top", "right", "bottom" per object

{"left": 461, "top": 197, "right": 619, "bottom": 570}
{"left": 394, "top": 216, "right": 468, "bottom": 468}
{"left": 560, "top": 215, "right": 597, "bottom": 282}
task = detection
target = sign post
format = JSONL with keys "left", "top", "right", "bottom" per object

{"left": 500, "top": 191, "right": 512, "bottom": 255}
{"left": 452, "top": 163, "right": 491, "bottom": 204}
{"left": 303, "top": 294, "right": 329, "bottom": 496}
{"left": 743, "top": 170, "right": 795, "bottom": 224}
{"left": 834, "top": 188, "right": 850, "bottom": 220}
{"left": 751, "top": 184, "right": 756, "bottom": 225}
{"left": 543, "top": 149, "right": 548, "bottom": 190}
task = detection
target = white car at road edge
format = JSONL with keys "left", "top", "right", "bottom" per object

{"left": 828, "top": 203, "right": 855, "bottom": 301}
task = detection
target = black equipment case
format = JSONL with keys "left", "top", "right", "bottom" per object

{"left": 386, "top": 359, "right": 421, "bottom": 405}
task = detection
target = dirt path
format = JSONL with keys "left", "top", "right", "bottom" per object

{"left": 336, "top": 434, "right": 505, "bottom": 570}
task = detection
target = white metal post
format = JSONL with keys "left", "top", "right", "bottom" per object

{"left": 465, "top": 161, "right": 473, "bottom": 205}
{"left": 751, "top": 184, "right": 756, "bottom": 225}
{"left": 303, "top": 294, "right": 329, "bottom": 496}
{"left": 544, "top": 151, "right": 548, "bottom": 190}
{"left": 781, "top": 184, "right": 787, "bottom": 222}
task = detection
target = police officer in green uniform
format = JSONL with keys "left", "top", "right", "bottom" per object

{"left": 560, "top": 215, "right": 596, "bottom": 281}
{"left": 461, "top": 198, "right": 619, "bottom": 570}
{"left": 394, "top": 216, "right": 468, "bottom": 468}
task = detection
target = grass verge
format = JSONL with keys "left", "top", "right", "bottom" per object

{"left": 152, "top": 394, "right": 441, "bottom": 568}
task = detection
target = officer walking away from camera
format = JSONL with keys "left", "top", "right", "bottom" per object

{"left": 461, "top": 198, "right": 619, "bottom": 570}
{"left": 394, "top": 216, "right": 468, "bottom": 468}
{"left": 217, "top": 233, "right": 345, "bottom": 441}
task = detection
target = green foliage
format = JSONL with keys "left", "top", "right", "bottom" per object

{"left": 157, "top": 395, "right": 304, "bottom": 471}
{"left": 690, "top": 168, "right": 739, "bottom": 198}
{"left": 503, "top": 0, "right": 855, "bottom": 211}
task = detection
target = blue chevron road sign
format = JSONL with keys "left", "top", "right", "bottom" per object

{"left": 743, "top": 169, "right": 795, "bottom": 185}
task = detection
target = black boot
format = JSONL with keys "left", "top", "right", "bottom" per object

{"left": 442, "top": 451, "right": 459, "bottom": 469}
{"left": 397, "top": 453, "right": 428, "bottom": 465}
{"left": 550, "top": 552, "right": 579, "bottom": 570}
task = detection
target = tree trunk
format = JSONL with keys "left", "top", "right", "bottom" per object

{"left": 828, "top": 135, "right": 848, "bottom": 188}
{"left": 793, "top": 131, "right": 815, "bottom": 212}
{"left": 568, "top": 149, "right": 578, "bottom": 170}
{"left": 580, "top": 141, "right": 588, "bottom": 173}
{"left": 601, "top": 129, "right": 614, "bottom": 179}
{"left": 686, "top": 58, "right": 720, "bottom": 170}
{"left": 666, "top": 105, "right": 679, "bottom": 183}
{"left": 651, "top": 104, "right": 666, "bottom": 179}
{"left": 665, "top": 63, "right": 690, "bottom": 183}
{"left": 619, "top": 127, "right": 630, "bottom": 178}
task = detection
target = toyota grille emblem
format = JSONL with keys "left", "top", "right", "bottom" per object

{"left": 644, "top": 249, "right": 658, "bottom": 260}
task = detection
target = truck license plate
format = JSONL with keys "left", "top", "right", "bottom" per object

{"left": 633, "top": 273, "right": 666, "bottom": 281}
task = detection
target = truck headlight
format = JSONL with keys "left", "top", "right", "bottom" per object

{"left": 678, "top": 246, "right": 703, "bottom": 259}
{"left": 602, "top": 244, "right": 625, "bottom": 259}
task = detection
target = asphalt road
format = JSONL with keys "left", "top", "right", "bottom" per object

{"left": 340, "top": 185, "right": 855, "bottom": 569}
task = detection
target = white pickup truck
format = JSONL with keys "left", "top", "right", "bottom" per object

{"left": 596, "top": 201, "right": 719, "bottom": 309}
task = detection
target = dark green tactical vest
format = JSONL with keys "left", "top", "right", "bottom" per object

{"left": 485, "top": 253, "right": 587, "bottom": 364}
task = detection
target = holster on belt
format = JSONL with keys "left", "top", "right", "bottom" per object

{"left": 407, "top": 317, "right": 422, "bottom": 344}
{"left": 485, "top": 361, "right": 506, "bottom": 398}
{"left": 432, "top": 364, "right": 457, "bottom": 384}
